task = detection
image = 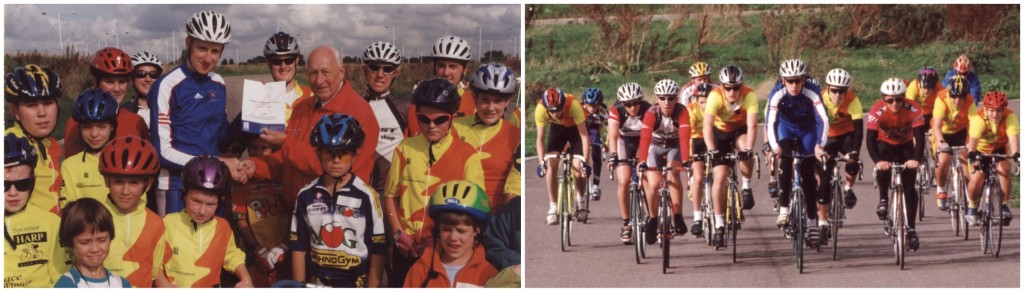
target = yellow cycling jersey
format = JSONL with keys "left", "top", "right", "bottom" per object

{"left": 822, "top": 90, "right": 863, "bottom": 137}
{"left": 968, "top": 109, "right": 1019, "bottom": 154}
{"left": 687, "top": 100, "right": 705, "bottom": 139}
{"left": 5, "top": 126, "right": 62, "bottom": 215}
{"left": 452, "top": 115, "right": 520, "bottom": 211}
{"left": 103, "top": 198, "right": 166, "bottom": 288}
{"left": 59, "top": 152, "right": 111, "bottom": 205}
{"left": 705, "top": 86, "right": 758, "bottom": 132}
{"left": 4, "top": 209, "right": 69, "bottom": 288}
{"left": 932, "top": 92, "right": 977, "bottom": 134}
{"left": 905, "top": 80, "right": 944, "bottom": 114}
{"left": 161, "top": 212, "right": 246, "bottom": 288}
{"left": 534, "top": 95, "right": 586, "bottom": 128}
{"left": 385, "top": 133, "right": 486, "bottom": 245}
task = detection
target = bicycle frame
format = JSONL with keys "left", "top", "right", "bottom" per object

{"left": 785, "top": 152, "right": 817, "bottom": 274}
{"left": 973, "top": 153, "right": 1016, "bottom": 257}
{"left": 609, "top": 157, "right": 646, "bottom": 263}
{"left": 883, "top": 164, "right": 909, "bottom": 270}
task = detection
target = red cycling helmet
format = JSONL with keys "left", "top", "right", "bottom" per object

{"left": 982, "top": 91, "right": 1008, "bottom": 109}
{"left": 91, "top": 47, "right": 133, "bottom": 77}
{"left": 99, "top": 136, "right": 160, "bottom": 176}
{"left": 541, "top": 87, "right": 566, "bottom": 112}
{"left": 953, "top": 54, "right": 971, "bottom": 74}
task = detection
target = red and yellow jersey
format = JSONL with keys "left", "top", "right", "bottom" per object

{"left": 687, "top": 100, "right": 705, "bottom": 139}
{"left": 932, "top": 91, "right": 977, "bottom": 134}
{"left": 3, "top": 209, "right": 69, "bottom": 288}
{"left": 451, "top": 115, "right": 521, "bottom": 211}
{"left": 533, "top": 94, "right": 586, "bottom": 128}
{"left": 822, "top": 90, "right": 863, "bottom": 137}
{"left": 285, "top": 84, "right": 313, "bottom": 123}
{"left": 161, "top": 212, "right": 246, "bottom": 288}
{"left": 230, "top": 180, "right": 290, "bottom": 249}
{"left": 865, "top": 99, "right": 926, "bottom": 145}
{"left": 969, "top": 109, "right": 1019, "bottom": 154}
{"left": 905, "top": 80, "right": 944, "bottom": 115}
{"left": 705, "top": 86, "right": 758, "bottom": 132}
{"left": 5, "top": 126, "right": 62, "bottom": 216}
{"left": 103, "top": 199, "right": 166, "bottom": 288}
{"left": 384, "top": 134, "right": 485, "bottom": 245}
{"left": 59, "top": 152, "right": 113, "bottom": 206}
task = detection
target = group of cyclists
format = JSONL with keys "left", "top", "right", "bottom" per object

{"left": 5, "top": 10, "right": 522, "bottom": 288}
{"left": 536, "top": 55, "right": 1019, "bottom": 255}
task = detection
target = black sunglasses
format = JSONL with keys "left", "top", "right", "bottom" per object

{"left": 949, "top": 94, "right": 967, "bottom": 99}
{"left": 4, "top": 178, "right": 34, "bottom": 192}
{"left": 416, "top": 114, "right": 452, "bottom": 126}
{"left": 367, "top": 63, "right": 397, "bottom": 74}
{"left": 270, "top": 57, "right": 297, "bottom": 66}
{"left": 657, "top": 95, "right": 677, "bottom": 102}
{"left": 784, "top": 78, "right": 803, "bottom": 85}
{"left": 723, "top": 86, "right": 740, "bottom": 92}
{"left": 884, "top": 97, "right": 905, "bottom": 104}
{"left": 134, "top": 70, "right": 160, "bottom": 79}
{"left": 622, "top": 101, "right": 641, "bottom": 107}
{"left": 830, "top": 88, "right": 848, "bottom": 95}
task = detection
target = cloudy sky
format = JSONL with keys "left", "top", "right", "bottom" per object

{"left": 4, "top": 3, "right": 521, "bottom": 62}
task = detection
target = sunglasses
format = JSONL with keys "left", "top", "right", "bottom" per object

{"left": 416, "top": 113, "right": 452, "bottom": 126}
{"left": 784, "top": 78, "right": 804, "bottom": 85}
{"left": 830, "top": 88, "right": 848, "bottom": 95}
{"left": 134, "top": 70, "right": 160, "bottom": 79}
{"left": 949, "top": 94, "right": 967, "bottom": 99}
{"left": 367, "top": 63, "right": 397, "bottom": 75}
{"left": 657, "top": 95, "right": 677, "bottom": 102}
{"left": 622, "top": 101, "right": 641, "bottom": 108}
{"left": 319, "top": 149, "right": 355, "bottom": 160}
{"left": 4, "top": 178, "right": 34, "bottom": 192}
{"left": 884, "top": 97, "right": 905, "bottom": 104}
{"left": 723, "top": 86, "right": 741, "bottom": 92}
{"left": 270, "top": 57, "right": 297, "bottom": 66}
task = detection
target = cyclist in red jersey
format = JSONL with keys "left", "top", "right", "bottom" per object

{"left": 637, "top": 79, "right": 692, "bottom": 244}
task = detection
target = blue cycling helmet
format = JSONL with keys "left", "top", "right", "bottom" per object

{"left": 5, "top": 64, "right": 61, "bottom": 104}
{"left": 582, "top": 87, "right": 603, "bottom": 105}
{"left": 412, "top": 78, "right": 461, "bottom": 114}
{"left": 541, "top": 87, "right": 566, "bottom": 112}
{"left": 310, "top": 114, "right": 365, "bottom": 152}
{"left": 71, "top": 88, "right": 119, "bottom": 123}
{"left": 4, "top": 133, "right": 38, "bottom": 167}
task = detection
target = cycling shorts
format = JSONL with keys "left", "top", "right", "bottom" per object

{"left": 646, "top": 144, "right": 681, "bottom": 169}
{"left": 545, "top": 124, "right": 583, "bottom": 156}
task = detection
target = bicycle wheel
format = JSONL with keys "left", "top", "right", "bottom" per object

{"left": 631, "top": 186, "right": 643, "bottom": 264}
{"left": 660, "top": 192, "right": 671, "bottom": 273}
{"left": 559, "top": 174, "right": 569, "bottom": 252}
{"left": 702, "top": 181, "right": 714, "bottom": 246}
{"left": 728, "top": 183, "right": 740, "bottom": 263}
{"left": 916, "top": 168, "right": 927, "bottom": 221}
{"left": 831, "top": 181, "right": 842, "bottom": 260}
{"left": 980, "top": 185, "right": 991, "bottom": 255}
{"left": 582, "top": 176, "right": 592, "bottom": 224}
{"left": 993, "top": 185, "right": 1003, "bottom": 258}
{"left": 793, "top": 189, "right": 804, "bottom": 274}
{"left": 567, "top": 175, "right": 576, "bottom": 247}
{"left": 961, "top": 174, "right": 970, "bottom": 241}
{"left": 949, "top": 170, "right": 961, "bottom": 237}
{"left": 895, "top": 190, "right": 906, "bottom": 270}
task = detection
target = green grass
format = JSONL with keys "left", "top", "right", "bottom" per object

{"left": 524, "top": 11, "right": 1019, "bottom": 157}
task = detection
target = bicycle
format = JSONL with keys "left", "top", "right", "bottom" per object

{"left": 940, "top": 146, "right": 970, "bottom": 239}
{"left": 686, "top": 153, "right": 715, "bottom": 246}
{"left": 916, "top": 133, "right": 935, "bottom": 222}
{"left": 711, "top": 151, "right": 745, "bottom": 263}
{"left": 543, "top": 151, "right": 587, "bottom": 252}
{"left": 648, "top": 164, "right": 684, "bottom": 274}
{"left": 781, "top": 152, "right": 819, "bottom": 274}
{"left": 972, "top": 153, "right": 1018, "bottom": 257}
{"left": 609, "top": 156, "right": 647, "bottom": 264}
{"left": 824, "top": 153, "right": 862, "bottom": 261}
{"left": 762, "top": 143, "right": 781, "bottom": 212}
{"left": 878, "top": 164, "right": 910, "bottom": 270}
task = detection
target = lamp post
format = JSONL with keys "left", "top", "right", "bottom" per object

{"left": 41, "top": 11, "right": 75, "bottom": 54}
{"left": 477, "top": 27, "right": 482, "bottom": 61}
{"left": 385, "top": 26, "right": 395, "bottom": 45}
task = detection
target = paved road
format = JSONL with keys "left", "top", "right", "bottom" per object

{"left": 524, "top": 101, "right": 1021, "bottom": 288}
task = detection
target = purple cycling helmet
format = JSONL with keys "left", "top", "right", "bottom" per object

{"left": 182, "top": 155, "right": 231, "bottom": 198}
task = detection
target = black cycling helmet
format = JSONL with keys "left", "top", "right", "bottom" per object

{"left": 182, "top": 155, "right": 231, "bottom": 199}
{"left": 5, "top": 64, "right": 61, "bottom": 104}
{"left": 309, "top": 113, "right": 365, "bottom": 152}
{"left": 695, "top": 83, "right": 714, "bottom": 98}
{"left": 412, "top": 77, "right": 461, "bottom": 114}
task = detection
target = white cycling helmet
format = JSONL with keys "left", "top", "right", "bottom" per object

{"left": 653, "top": 79, "right": 681, "bottom": 96}
{"left": 131, "top": 52, "right": 161, "bottom": 70}
{"left": 263, "top": 32, "right": 300, "bottom": 57}
{"left": 779, "top": 59, "right": 807, "bottom": 78}
{"left": 825, "top": 68, "right": 851, "bottom": 88}
{"left": 880, "top": 78, "right": 907, "bottom": 96}
{"left": 363, "top": 41, "right": 402, "bottom": 66}
{"left": 470, "top": 63, "right": 517, "bottom": 96}
{"left": 719, "top": 64, "right": 744, "bottom": 85}
{"left": 431, "top": 36, "right": 472, "bottom": 62}
{"left": 185, "top": 11, "right": 232, "bottom": 44}
{"left": 617, "top": 82, "right": 643, "bottom": 102}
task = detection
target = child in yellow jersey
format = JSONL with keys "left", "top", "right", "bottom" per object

{"left": 231, "top": 135, "right": 291, "bottom": 287}
{"left": 965, "top": 91, "right": 1019, "bottom": 227}
{"left": 97, "top": 136, "right": 166, "bottom": 288}
{"left": 4, "top": 134, "right": 69, "bottom": 288}
{"left": 5, "top": 64, "right": 64, "bottom": 216}
{"left": 157, "top": 156, "right": 252, "bottom": 288}
{"left": 61, "top": 89, "right": 120, "bottom": 206}
{"left": 54, "top": 198, "right": 132, "bottom": 288}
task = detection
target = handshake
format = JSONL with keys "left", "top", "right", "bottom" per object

{"left": 215, "top": 157, "right": 258, "bottom": 184}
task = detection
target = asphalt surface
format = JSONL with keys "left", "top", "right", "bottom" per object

{"left": 524, "top": 101, "right": 1021, "bottom": 288}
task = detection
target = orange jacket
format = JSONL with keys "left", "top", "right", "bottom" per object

{"left": 403, "top": 244, "right": 497, "bottom": 288}
{"left": 64, "top": 108, "right": 149, "bottom": 156}
{"left": 250, "top": 81, "right": 379, "bottom": 207}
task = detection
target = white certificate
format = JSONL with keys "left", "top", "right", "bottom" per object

{"left": 241, "top": 79, "right": 287, "bottom": 134}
